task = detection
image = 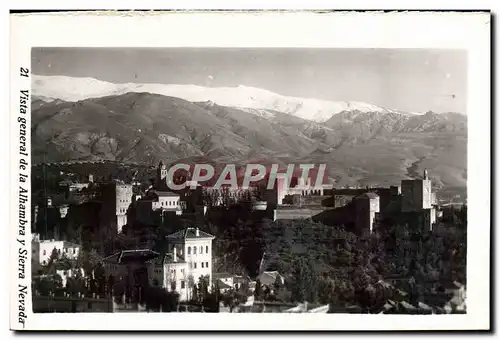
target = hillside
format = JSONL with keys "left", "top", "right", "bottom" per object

{"left": 31, "top": 93, "right": 325, "bottom": 165}
{"left": 31, "top": 91, "right": 467, "bottom": 192}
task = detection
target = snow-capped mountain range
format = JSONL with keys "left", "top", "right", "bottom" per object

{"left": 30, "top": 75, "right": 467, "bottom": 190}
{"left": 33, "top": 75, "right": 414, "bottom": 123}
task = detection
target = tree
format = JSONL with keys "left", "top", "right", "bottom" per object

{"left": 196, "top": 275, "right": 210, "bottom": 304}
{"left": 189, "top": 275, "right": 198, "bottom": 303}
{"left": 94, "top": 263, "right": 106, "bottom": 295}
{"left": 76, "top": 248, "right": 101, "bottom": 279}
{"left": 34, "top": 275, "right": 62, "bottom": 296}
{"left": 66, "top": 274, "right": 86, "bottom": 297}
{"left": 202, "top": 292, "right": 219, "bottom": 312}
{"left": 49, "top": 247, "right": 59, "bottom": 264}
{"left": 273, "top": 275, "right": 283, "bottom": 292}
{"left": 144, "top": 286, "right": 180, "bottom": 312}
{"left": 317, "top": 277, "right": 336, "bottom": 304}
{"left": 254, "top": 279, "right": 263, "bottom": 300}
{"left": 221, "top": 289, "right": 248, "bottom": 312}
{"left": 162, "top": 291, "right": 180, "bottom": 312}
{"left": 290, "top": 257, "right": 318, "bottom": 303}
{"left": 54, "top": 254, "right": 72, "bottom": 271}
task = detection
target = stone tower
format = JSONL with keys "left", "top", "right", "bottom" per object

{"left": 115, "top": 184, "right": 133, "bottom": 233}
{"left": 156, "top": 161, "right": 168, "bottom": 190}
{"left": 355, "top": 192, "right": 380, "bottom": 235}
{"left": 401, "top": 170, "right": 432, "bottom": 212}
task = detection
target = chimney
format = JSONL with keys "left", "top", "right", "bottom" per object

{"left": 173, "top": 247, "right": 177, "bottom": 262}
{"left": 196, "top": 228, "right": 200, "bottom": 237}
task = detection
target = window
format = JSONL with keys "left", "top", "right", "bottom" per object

{"left": 200, "top": 246, "right": 203, "bottom": 254}
{"left": 188, "top": 247, "right": 191, "bottom": 255}
{"left": 205, "top": 262, "right": 209, "bottom": 268}
{"left": 193, "top": 247, "right": 197, "bottom": 255}
{"left": 43, "top": 250, "right": 46, "bottom": 256}
{"left": 201, "top": 262, "right": 204, "bottom": 268}
{"left": 181, "top": 280, "right": 185, "bottom": 289}
{"left": 194, "top": 263, "right": 197, "bottom": 269}
{"left": 206, "top": 246, "right": 208, "bottom": 253}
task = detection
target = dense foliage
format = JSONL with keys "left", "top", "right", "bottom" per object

{"left": 206, "top": 204, "right": 467, "bottom": 310}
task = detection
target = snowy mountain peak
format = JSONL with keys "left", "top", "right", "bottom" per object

{"left": 33, "top": 74, "right": 398, "bottom": 122}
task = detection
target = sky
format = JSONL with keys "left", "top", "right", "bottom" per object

{"left": 32, "top": 48, "right": 467, "bottom": 114}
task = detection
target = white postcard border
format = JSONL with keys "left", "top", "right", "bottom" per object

{"left": 9, "top": 11, "right": 490, "bottom": 331}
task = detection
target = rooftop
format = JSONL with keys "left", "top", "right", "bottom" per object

{"left": 216, "top": 279, "right": 232, "bottom": 290}
{"left": 38, "top": 239, "right": 81, "bottom": 248}
{"left": 258, "top": 271, "right": 284, "bottom": 286}
{"left": 166, "top": 227, "right": 215, "bottom": 240}
{"left": 160, "top": 252, "right": 186, "bottom": 264}
{"left": 155, "top": 191, "right": 180, "bottom": 198}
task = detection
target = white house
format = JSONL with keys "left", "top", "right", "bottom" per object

{"left": 160, "top": 227, "right": 215, "bottom": 301}
{"left": 152, "top": 191, "right": 182, "bottom": 215}
{"left": 150, "top": 250, "right": 190, "bottom": 301}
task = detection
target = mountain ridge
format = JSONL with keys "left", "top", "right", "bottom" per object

{"left": 31, "top": 91, "right": 467, "bottom": 191}
{"left": 32, "top": 75, "right": 465, "bottom": 123}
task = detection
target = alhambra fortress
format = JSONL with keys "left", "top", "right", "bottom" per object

{"left": 32, "top": 161, "right": 463, "bottom": 314}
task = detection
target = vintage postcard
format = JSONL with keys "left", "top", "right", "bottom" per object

{"left": 9, "top": 11, "right": 490, "bottom": 331}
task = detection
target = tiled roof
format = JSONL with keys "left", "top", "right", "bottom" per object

{"left": 258, "top": 271, "right": 283, "bottom": 287}
{"left": 155, "top": 191, "right": 180, "bottom": 197}
{"left": 161, "top": 252, "right": 186, "bottom": 264}
{"left": 166, "top": 227, "right": 215, "bottom": 240}
{"left": 216, "top": 279, "right": 232, "bottom": 290}
{"left": 102, "top": 249, "right": 159, "bottom": 264}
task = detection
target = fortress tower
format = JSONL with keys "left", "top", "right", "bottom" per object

{"left": 355, "top": 192, "right": 380, "bottom": 234}
{"left": 116, "top": 184, "right": 133, "bottom": 233}
{"left": 401, "top": 169, "right": 432, "bottom": 212}
{"left": 156, "top": 161, "right": 168, "bottom": 190}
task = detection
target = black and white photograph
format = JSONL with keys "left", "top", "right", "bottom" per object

{"left": 9, "top": 11, "right": 490, "bottom": 331}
